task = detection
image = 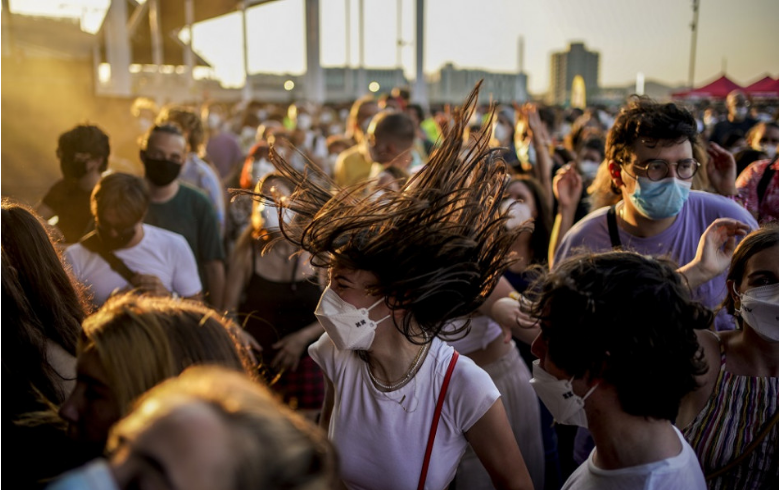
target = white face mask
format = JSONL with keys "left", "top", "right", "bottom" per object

{"left": 501, "top": 198, "right": 532, "bottom": 230}
{"left": 314, "top": 286, "right": 390, "bottom": 351}
{"left": 734, "top": 107, "right": 748, "bottom": 120}
{"left": 207, "top": 113, "right": 222, "bottom": 130}
{"left": 493, "top": 122, "right": 511, "bottom": 143}
{"left": 241, "top": 126, "right": 257, "bottom": 140}
{"left": 297, "top": 114, "right": 313, "bottom": 131}
{"left": 762, "top": 144, "right": 778, "bottom": 158}
{"left": 580, "top": 159, "right": 601, "bottom": 180}
{"left": 137, "top": 117, "right": 153, "bottom": 133}
{"left": 48, "top": 459, "right": 118, "bottom": 490}
{"left": 736, "top": 283, "right": 779, "bottom": 342}
{"left": 251, "top": 158, "right": 275, "bottom": 183}
{"left": 258, "top": 202, "right": 294, "bottom": 231}
{"left": 530, "top": 360, "right": 598, "bottom": 427}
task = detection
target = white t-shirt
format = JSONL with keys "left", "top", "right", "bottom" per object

{"left": 563, "top": 426, "right": 707, "bottom": 490}
{"left": 65, "top": 224, "right": 202, "bottom": 306}
{"left": 309, "top": 334, "right": 500, "bottom": 490}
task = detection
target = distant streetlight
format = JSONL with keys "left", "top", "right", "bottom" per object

{"left": 368, "top": 81, "right": 380, "bottom": 93}
{"left": 284, "top": 80, "right": 295, "bottom": 91}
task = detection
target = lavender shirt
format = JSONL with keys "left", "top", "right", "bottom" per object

{"left": 554, "top": 191, "right": 758, "bottom": 331}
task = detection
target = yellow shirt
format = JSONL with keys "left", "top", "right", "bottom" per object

{"left": 334, "top": 144, "right": 372, "bottom": 187}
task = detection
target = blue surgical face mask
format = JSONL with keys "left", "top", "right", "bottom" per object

{"left": 47, "top": 459, "right": 118, "bottom": 490}
{"left": 628, "top": 175, "right": 691, "bottom": 220}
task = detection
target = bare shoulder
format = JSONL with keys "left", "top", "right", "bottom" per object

{"left": 676, "top": 329, "right": 722, "bottom": 429}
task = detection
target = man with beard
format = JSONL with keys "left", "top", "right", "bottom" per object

{"left": 64, "top": 173, "right": 201, "bottom": 307}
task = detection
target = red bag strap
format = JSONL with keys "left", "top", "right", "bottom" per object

{"left": 418, "top": 350, "right": 460, "bottom": 490}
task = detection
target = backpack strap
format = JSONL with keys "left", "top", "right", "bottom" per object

{"left": 418, "top": 350, "right": 460, "bottom": 490}
{"left": 606, "top": 204, "right": 623, "bottom": 251}
{"left": 80, "top": 231, "right": 136, "bottom": 283}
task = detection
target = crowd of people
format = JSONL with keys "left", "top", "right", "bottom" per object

{"left": 4, "top": 81, "right": 778, "bottom": 490}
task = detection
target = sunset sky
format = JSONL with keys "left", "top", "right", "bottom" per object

{"left": 7, "top": 0, "right": 780, "bottom": 93}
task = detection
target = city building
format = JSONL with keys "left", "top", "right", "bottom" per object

{"left": 548, "top": 42, "right": 600, "bottom": 106}
{"left": 246, "top": 67, "right": 407, "bottom": 103}
{"left": 427, "top": 63, "right": 528, "bottom": 105}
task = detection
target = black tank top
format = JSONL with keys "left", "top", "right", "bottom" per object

{"left": 236, "top": 245, "right": 322, "bottom": 366}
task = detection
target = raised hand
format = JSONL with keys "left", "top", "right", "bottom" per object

{"left": 706, "top": 142, "right": 738, "bottom": 196}
{"left": 553, "top": 164, "right": 583, "bottom": 212}
{"left": 679, "top": 218, "right": 751, "bottom": 288}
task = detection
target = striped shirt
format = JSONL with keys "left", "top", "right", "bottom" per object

{"left": 682, "top": 336, "right": 778, "bottom": 489}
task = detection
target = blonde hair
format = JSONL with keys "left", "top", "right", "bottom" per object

{"left": 108, "top": 366, "right": 339, "bottom": 489}
{"left": 80, "top": 293, "right": 253, "bottom": 416}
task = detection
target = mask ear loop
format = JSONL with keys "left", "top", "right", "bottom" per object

{"left": 566, "top": 376, "right": 600, "bottom": 402}
{"left": 362, "top": 298, "right": 391, "bottom": 328}
{"left": 731, "top": 282, "right": 743, "bottom": 313}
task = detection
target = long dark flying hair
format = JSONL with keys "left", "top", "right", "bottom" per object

{"left": 245, "top": 83, "right": 528, "bottom": 341}
{"left": 1, "top": 199, "right": 89, "bottom": 354}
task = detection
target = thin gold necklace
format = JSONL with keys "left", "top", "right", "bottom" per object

{"left": 368, "top": 341, "right": 430, "bottom": 392}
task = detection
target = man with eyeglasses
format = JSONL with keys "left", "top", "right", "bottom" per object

{"left": 554, "top": 97, "right": 757, "bottom": 331}
{"left": 709, "top": 90, "right": 758, "bottom": 147}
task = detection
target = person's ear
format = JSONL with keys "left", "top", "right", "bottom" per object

{"left": 727, "top": 280, "right": 741, "bottom": 312}
{"left": 608, "top": 160, "right": 624, "bottom": 189}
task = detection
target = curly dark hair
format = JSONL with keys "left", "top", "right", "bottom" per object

{"left": 57, "top": 124, "right": 111, "bottom": 172}
{"left": 530, "top": 251, "right": 710, "bottom": 422}
{"left": 245, "top": 83, "right": 528, "bottom": 342}
{"left": 606, "top": 96, "right": 701, "bottom": 165}
{"left": 721, "top": 223, "right": 779, "bottom": 316}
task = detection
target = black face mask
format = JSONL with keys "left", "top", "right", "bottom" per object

{"left": 60, "top": 155, "right": 90, "bottom": 180}
{"left": 97, "top": 224, "right": 137, "bottom": 250}
{"left": 141, "top": 152, "right": 182, "bottom": 186}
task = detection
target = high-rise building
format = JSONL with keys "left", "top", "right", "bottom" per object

{"left": 548, "top": 42, "right": 600, "bottom": 106}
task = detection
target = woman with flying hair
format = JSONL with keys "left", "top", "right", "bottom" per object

{"left": 254, "top": 84, "right": 533, "bottom": 489}
{"left": 58, "top": 293, "right": 254, "bottom": 463}
{"left": 52, "top": 366, "right": 339, "bottom": 490}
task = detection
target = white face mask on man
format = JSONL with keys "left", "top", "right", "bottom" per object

{"left": 314, "top": 287, "right": 390, "bottom": 351}
{"left": 530, "top": 360, "right": 598, "bottom": 428}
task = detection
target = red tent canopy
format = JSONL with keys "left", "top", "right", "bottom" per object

{"left": 671, "top": 75, "right": 743, "bottom": 99}
{"left": 744, "top": 76, "right": 779, "bottom": 98}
